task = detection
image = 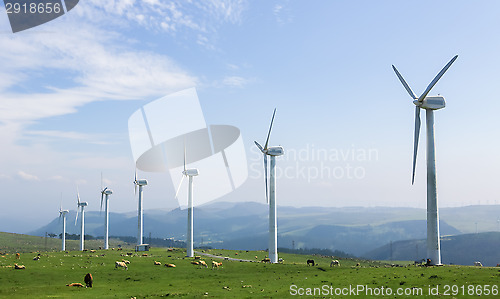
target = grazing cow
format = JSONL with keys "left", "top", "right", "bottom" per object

{"left": 330, "top": 260, "right": 340, "bottom": 267}
{"left": 117, "top": 248, "right": 122, "bottom": 251}
{"left": 33, "top": 256, "right": 40, "bottom": 261}
{"left": 15, "top": 253, "right": 20, "bottom": 259}
{"left": 199, "top": 260, "right": 208, "bottom": 268}
{"left": 356, "top": 263, "right": 360, "bottom": 267}
{"left": 474, "top": 261, "right": 483, "bottom": 267}
{"left": 212, "top": 261, "right": 223, "bottom": 269}
{"left": 142, "top": 254, "right": 148, "bottom": 257}
{"left": 261, "top": 258, "right": 271, "bottom": 263}
{"left": 90, "top": 250, "right": 96, "bottom": 253}
{"left": 14, "top": 264, "right": 25, "bottom": 269}
{"left": 224, "top": 257, "right": 229, "bottom": 260}
{"left": 154, "top": 261, "right": 162, "bottom": 266}
{"left": 84, "top": 273, "right": 93, "bottom": 288}
{"left": 235, "top": 252, "right": 238, "bottom": 255}
{"left": 66, "top": 283, "right": 85, "bottom": 287}
{"left": 255, "top": 256, "right": 258, "bottom": 259}
{"left": 307, "top": 259, "right": 315, "bottom": 266}
{"left": 191, "top": 261, "right": 200, "bottom": 265}
{"left": 164, "top": 263, "right": 176, "bottom": 268}
{"left": 167, "top": 248, "right": 174, "bottom": 252}
{"left": 115, "top": 261, "right": 128, "bottom": 270}
{"left": 194, "top": 256, "right": 201, "bottom": 260}
{"left": 278, "top": 258, "right": 284, "bottom": 264}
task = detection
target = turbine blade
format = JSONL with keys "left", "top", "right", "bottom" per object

{"left": 174, "top": 175, "right": 185, "bottom": 200}
{"left": 76, "top": 186, "right": 80, "bottom": 204}
{"left": 412, "top": 106, "right": 421, "bottom": 185}
{"left": 264, "top": 154, "right": 268, "bottom": 204}
{"left": 254, "top": 141, "right": 264, "bottom": 152}
{"left": 75, "top": 209, "right": 79, "bottom": 226}
{"left": 417, "top": 55, "right": 458, "bottom": 103}
{"left": 392, "top": 65, "right": 417, "bottom": 99}
{"left": 134, "top": 168, "right": 138, "bottom": 195}
{"left": 183, "top": 142, "right": 187, "bottom": 172}
{"left": 264, "top": 108, "right": 276, "bottom": 150}
{"left": 100, "top": 193, "right": 104, "bottom": 212}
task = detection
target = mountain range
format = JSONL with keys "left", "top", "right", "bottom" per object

{"left": 28, "top": 202, "right": 500, "bottom": 259}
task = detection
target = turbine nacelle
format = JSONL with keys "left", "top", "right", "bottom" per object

{"left": 413, "top": 96, "right": 446, "bottom": 110}
{"left": 264, "top": 146, "right": 284, "bottom": 157}
{"left": 102, "top": 189, "right": 113, "bottom": 195}
{"left": 183, "top": 169, "right": 199, "bottom": 176}
{"left": 135, "top": 179, "right": 148, "bottom": 186}
{"left": 78, "top": 202, "right": 88, "bottom": 207}
{"left": 59, "top": 210, "right": 69, "bottom": 215}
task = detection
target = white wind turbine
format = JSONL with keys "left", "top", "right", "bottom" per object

{"left": 254, "top": 108, "right": 284, "bottom": 264}
{"left": 100, "top": 174, "right": 113, "bottom": 250}
{"left": 58, "top": 200, "right": 69, "bottom": 251}
{"left": 75, "top": 187, "right": 88, "bottom": 251}
{"left": 174, "top": 146, "right": 199, "bottom": 258}
{"left": 392, "top": 55, "right": 458, "bottom": 265}
{"left": 134, "top": 169, "right": 148, "bottom": 246}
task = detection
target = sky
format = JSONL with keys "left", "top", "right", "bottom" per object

{"left": 0, "top": 0, "right": 499, "bottom": 233}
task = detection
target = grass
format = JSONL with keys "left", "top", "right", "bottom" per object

{"left": 0, "top": 232, "right": 134, "bottom": 253}
{"left": 1, "top": 233, "right": 499, "bottom": 298}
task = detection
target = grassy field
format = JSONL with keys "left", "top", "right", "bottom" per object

{"left": 1, "top": 233, "right": 499, "bottom": 298}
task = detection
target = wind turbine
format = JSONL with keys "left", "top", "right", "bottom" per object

{"left": 174, "top": 146, "right": 199, "bottom": 258}
{"left": 75, "top": 187, "right": 88, "bottom": 251}
{"left": 59, "top": 201, "right": 69, "bottom": 251}
{"left": 254, "top": 108, "right": 284, "bottom": 264}
{"left": 100, "top": 174, "right": 113, "bottom": 250}
{"left": 392, "top": 55, "right": 458, "bottom": 265}
{"left": 133, "top": 169, "right": 148, "bottom": 246}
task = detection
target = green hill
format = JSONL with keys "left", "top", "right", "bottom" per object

{"left": 364, "top": 232, "right": 500, "bottom": 266}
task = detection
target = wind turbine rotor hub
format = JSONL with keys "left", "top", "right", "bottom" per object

{"left": 103, "top": 189, "right": 113, "bottom": 195}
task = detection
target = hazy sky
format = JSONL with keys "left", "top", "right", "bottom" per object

{"left": 1, "top": 1, "right": 499, "bottom": 232}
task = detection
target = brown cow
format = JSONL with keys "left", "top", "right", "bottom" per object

{"left": 164, "top": 263, "right": 176, "bottom": 268}
{"left": 15, "top": 253, "right": 20, "bottom": 259}
{"left": 84, "top": 273, "right": 93, "bottom": 288}
{"left": 66, "top": 283, "right": 85, "bottom": 287}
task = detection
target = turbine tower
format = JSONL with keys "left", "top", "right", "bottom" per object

{"left": 100, "top": 175, "right": 113, "bottom": 250}
{"left": 174, "top": 146, "right": 199, "bottom": 258}
{"left": 255, "top": 108, "right": 284, "bottom": 264}
{"left": 134, "top": 170, "right": 148, "bottom": 246}
{"left": 59, "top": 203, "right": 69, "bottom": 251}
{"left": 392, "top": 55, "right": 458, "bottom": 265}
{"left": 75, "top": 188, "right": 88, "bottom": 251}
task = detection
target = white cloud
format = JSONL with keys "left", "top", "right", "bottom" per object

{"left": 222, "top": 76, "right": 250, "bottom": 87}
{"left": 17, "top": 171, "right": 40, "bottom": 181}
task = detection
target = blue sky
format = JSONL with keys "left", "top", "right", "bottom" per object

{"left": 1, "top": 1, "right": 499, "bottom": 232}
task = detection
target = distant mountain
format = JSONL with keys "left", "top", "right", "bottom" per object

{"left": 364, "top": 232, "right": 500, "bottom": 267}
{"left": 28, "top": 202, "right": 500, "bottom": 257}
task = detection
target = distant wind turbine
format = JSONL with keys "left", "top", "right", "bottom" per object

{"left": 174, "top": 145, "right": 199, "bottom": 258}
{"left": 100, "top": 173, "right": 113, "bottom": 250}
{"left": 58, "top": 199, "right": 69, "bottom": 251}
{"left": 133, "top": 169, "right": 148, "bottom": 246}
{"left": 255, "top": 108, "right": 284, "bottom": 264}
{"left": 75, "top": 187, "right": 88, "bottom": 251}
{"left": 392, "top": 55, "right": 458, "bottom": 265}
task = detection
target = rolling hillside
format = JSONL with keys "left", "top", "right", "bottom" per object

{"left": 26, "top": 202, "right": 500, "bottom": 260}
{"left": 364, "top": 232, "right": 500, "bottom": 267}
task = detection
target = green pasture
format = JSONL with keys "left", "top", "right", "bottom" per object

{"left": 1, "top": 233, "right": 499, "bottom": 298}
